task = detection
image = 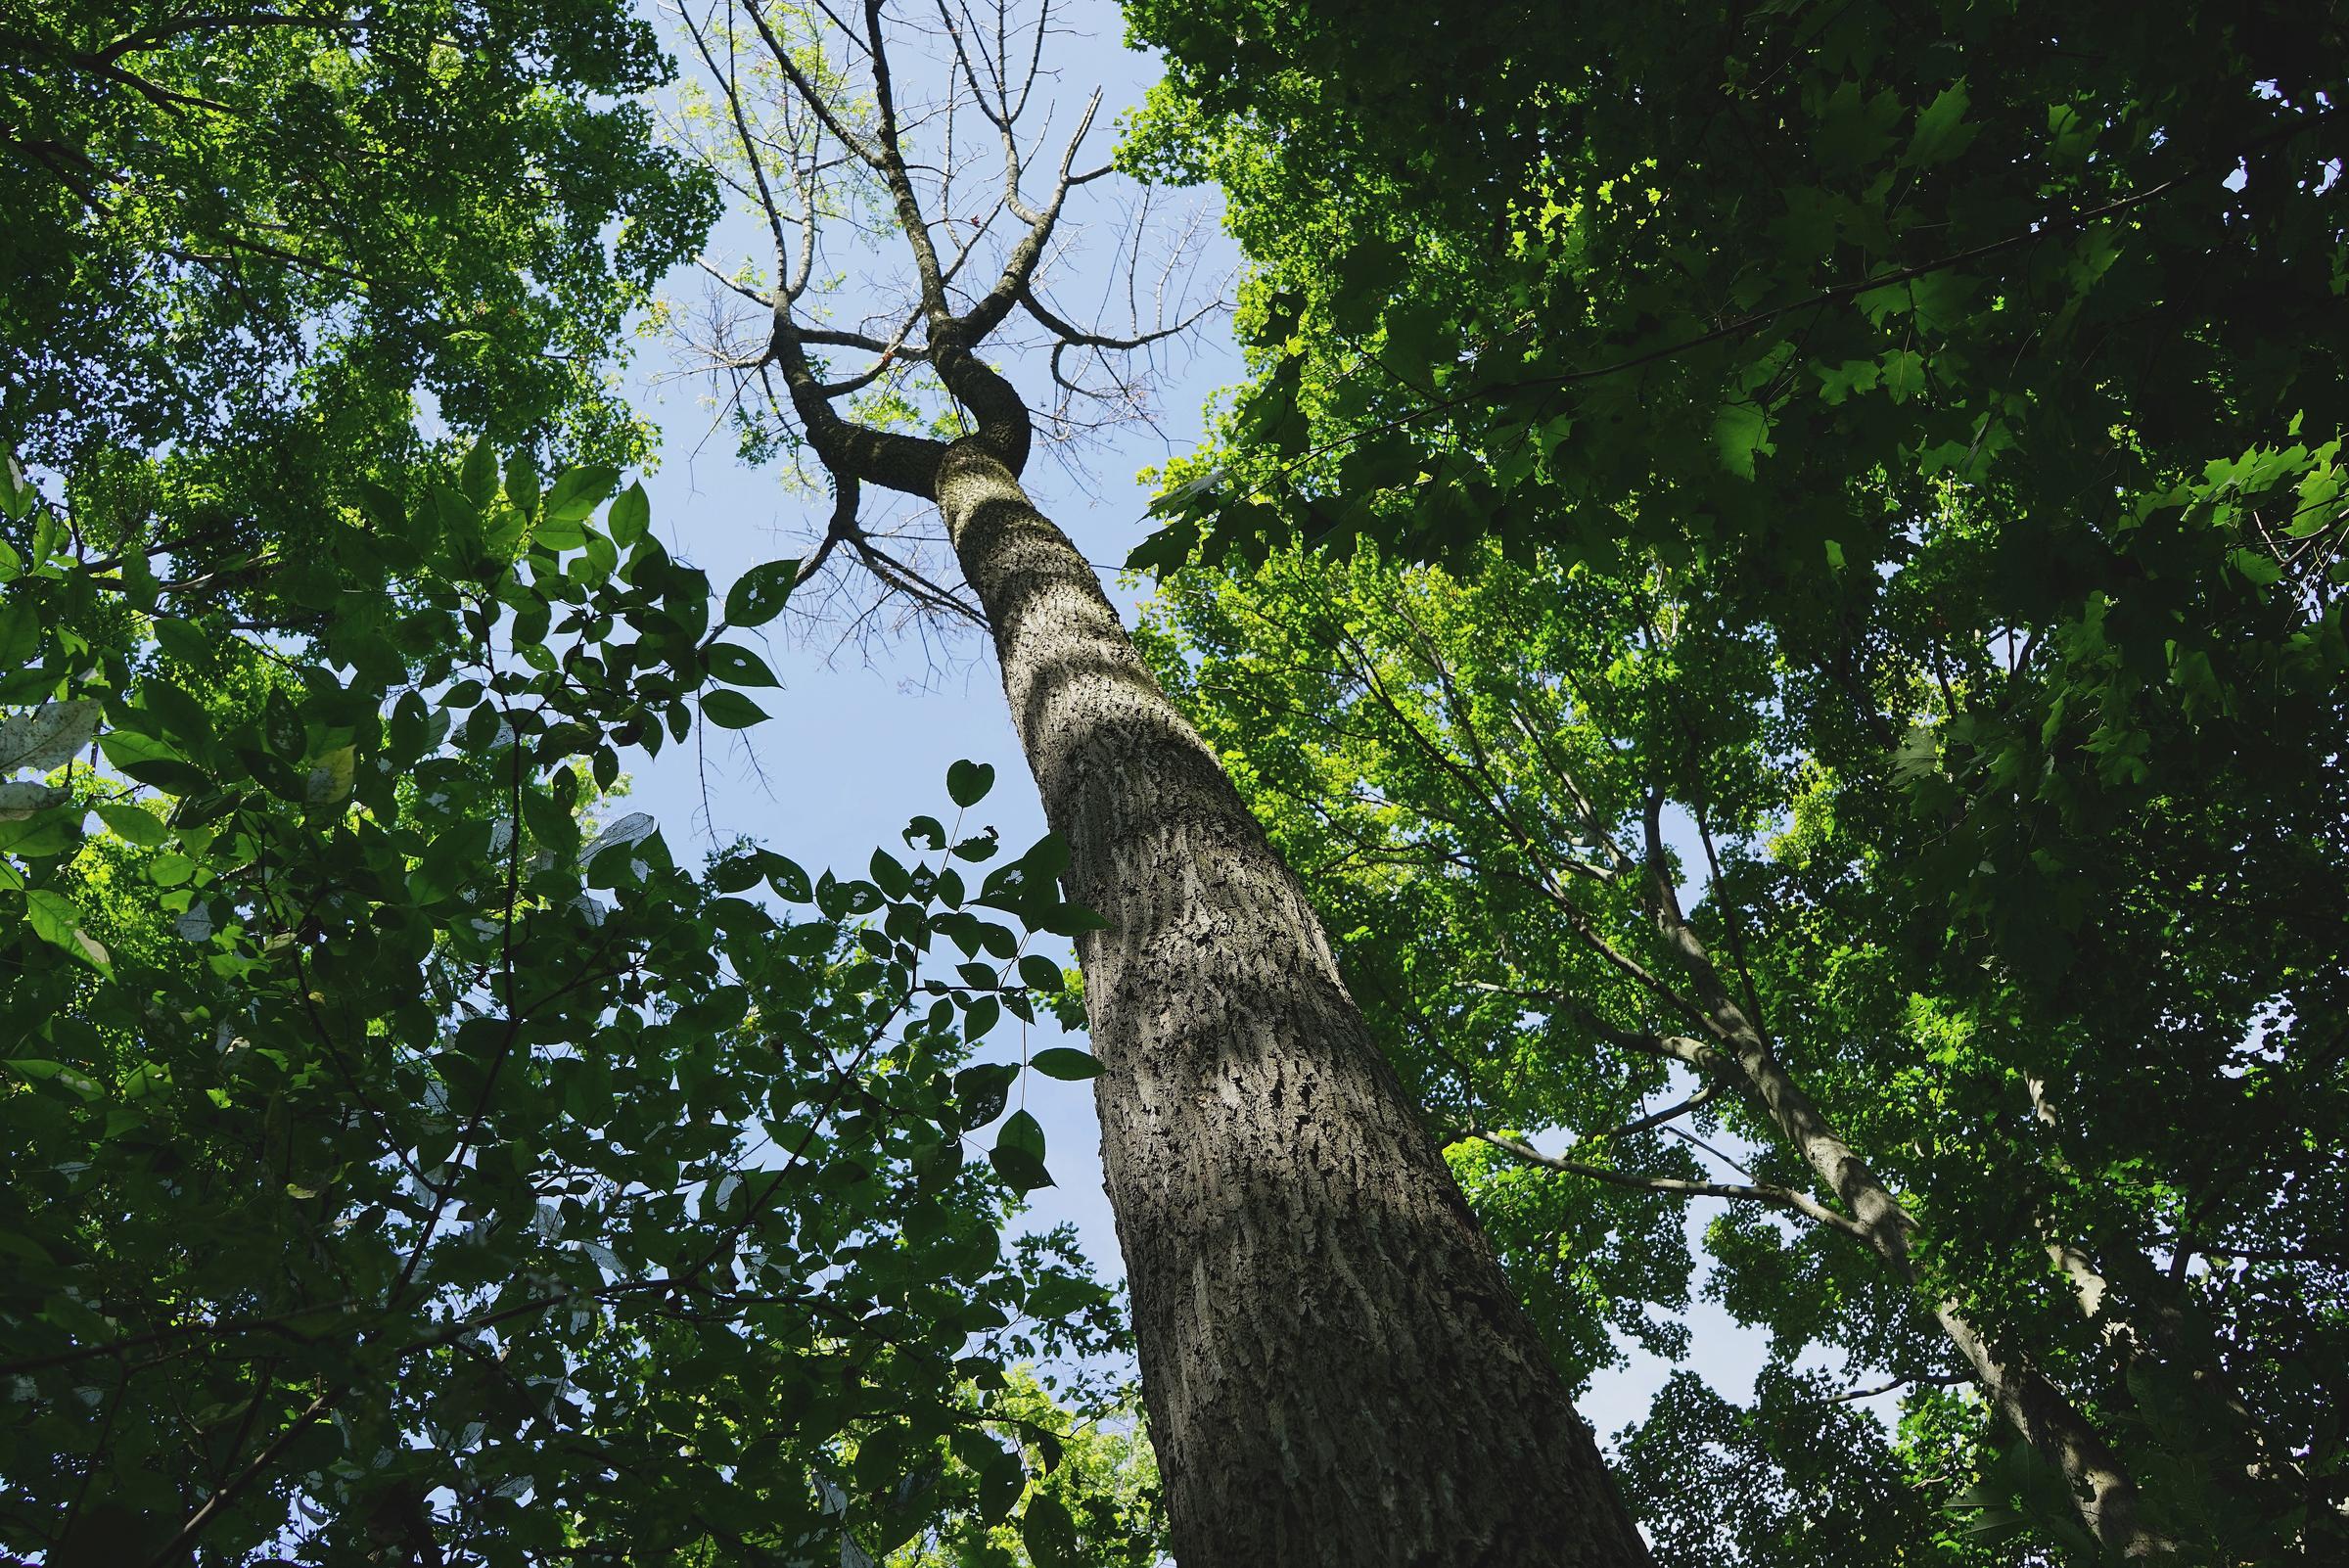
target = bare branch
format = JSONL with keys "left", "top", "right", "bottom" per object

{"left": 862, "top": 0, "right": 950, "bottom": 316}
{"left": 658, "top": 0, "right": 1223, "bottom": 630}
{"left": 851, "top": 533, "right": 989, "bottom": 627}
{"left": 1460, "top": 982, "right": 1734, "bottom": 1077}
{"left": 1020, "top": 278, "right": 1225, "bottom": 352}
{"left": 1641, "top": 789, "right": 1754, "bottom": 1051}
{"left": 1498, "top": 700, "right": 1635, "bottom": 874}
{"left": 1691, "top": 795, "right": 1773, "bottom": 1044}
{"left": 743, "top": 2, "right": 887, "bottom": 171}
{"left": 795, "top": 476, "right": 864, "bottom": 588}
{"left": 678, "top": 2, "right": 794, "bottom": 263}
{"left": 696, "top": 255, "right": 771, "bottom": 307}
{"left": 148, "top": 1387, "right": 341, "bottom": 1566}
{"left": 957, "top": 88, "right": 1099, "bottom": 343}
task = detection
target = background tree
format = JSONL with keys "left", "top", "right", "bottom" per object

{"left": 0, "top": 449, "right": 1135, "bottom": 1563}
{"left": 1137, "top": 538, "right": 2347, "bottom": 1561}
{"left": 654, "top": 2, "right": 1652, "bottom": 1561}
{"left": 3, "top": 4, "right": 1145, "bottom": 1560}
{"left": 1120, "top": 0, "right": 2348, "bottom": 1557}
{"left": 2, "top": 0, "right": 719, "bottom": 616}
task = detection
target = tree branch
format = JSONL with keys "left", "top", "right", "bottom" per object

{"left": 1463, "top": 1129, "right": 1868, "bottom": 1240}
{"left": 148, "top": 1386, "right": 340, "bottom": 1567}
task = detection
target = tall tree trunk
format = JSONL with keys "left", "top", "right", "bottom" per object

{"left": 1636, "top": 807, "right": 2164, "bottom": 1560}
{"left": 1742, "top": 1039, "right": 2154, "bottom": 1556}
{"left": 937, "top": 439, "right": 1652, "bottom": 1568}
{"left": 2027, "top": 1083, "right": 2336, "bottom": 1551}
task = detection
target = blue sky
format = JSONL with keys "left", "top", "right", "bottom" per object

{"left": 612, "top": 0, "right": 1830, "bottom": 1444}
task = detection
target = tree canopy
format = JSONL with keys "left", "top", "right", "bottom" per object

{"left": 1136, "top": 533, "right": 2345, "bottom": 1560}
{"left": 5, "top": 0, "right": 2344, "bottom": 1562}
{"left": 1, "top": 451, "right": 1127, "bottom": 1563}
{"left": 4, "top": 1, "right": 718, "bottom": 577}
{"left": 2, "top": 4, "right": 1142, "bottom": 1562}
{"left": 1116, "top": 0, "right": 2348, "bottom": 1558}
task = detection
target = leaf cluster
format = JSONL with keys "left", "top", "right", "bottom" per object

{"left": 0, "top": 451, "right": 1125, "bottom": 1565}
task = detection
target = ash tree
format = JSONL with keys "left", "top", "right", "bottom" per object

{"left": 657, "top": 2, "right": 1653, "bottom": 1562}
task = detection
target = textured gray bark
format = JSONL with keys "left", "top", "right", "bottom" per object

{"left": 938, "top": 439, "right": 1652, "bottom": 1567}
{"left": 1635, "top": 809, "right": 2161, "bottom": 1560}
{"left": 717, "top": 12, "right": 1651, "bottom": 1557}
{"left": 1727, "top": 1030, "right": 2149, "bottom": 1554}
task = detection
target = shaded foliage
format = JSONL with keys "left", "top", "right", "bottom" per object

{"left": 0, "top": 451, "right": 1127, "bottom": 1562}
{"left": 1136, "top": 538, "right": 2345, "bottom": 1561}
{"left": 1121, "top": 0, "right": 2348, "bottom": 1556}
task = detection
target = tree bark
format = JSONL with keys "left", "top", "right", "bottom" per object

{"left": 1635, "top": 810, "right": 2164, "bottom": 1560}
{"left": 937, "top": 438, "right": 1652, "bottom": 1568}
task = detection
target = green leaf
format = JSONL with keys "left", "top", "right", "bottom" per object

{"left": 1713, "top": 401, "right": 1773, "bottom": 479}
{"left": 0, "top": 782, "right": 67, "bottom": 820}
{"left": 2229, "top": 547, "right": 2284, "bottom": 588}
{"left": 304, "top": 745, "right": 356, "bottom": 808}
{"left": 760, "top": 851, "right": 813, "bottom": 901}
{"left": 1030, "top": 1047, "right": 1102, "bottom": 1082}
{"left": 123, "top": 1061, "right": 173, "bottom": 1101}
{"left": 484, "top": 506, "right": 528, "bottom": 565}
{"left": 607, "top": 481, "right": 651, "bottom": 546}
{"left": 1127, "top": 519, "right": 1202, "bottom": 579}
{"left": 23, "top": 889, "right": 110, "bottom": 973}
{"left": 5, "top": 1058, "right": 102, "bottom": 1099}
{"left": 502, "top": 450, "right": 540, "bottom": 515}
{"left": 409, "top": 818, "right": 494, "bottom": 904}
{"left": 92, "top": 803, "right": 169, "bottom": 847}
{"left": 460, "top": 436, "right": 499, "bottom": 506}
{"left": 534, "top": 511, "right": 587, "bottom": 552}
{"left": 1813, "top": 358, "right": 1880, "bottom": 406}
{"left": 946, "top": 760, "right": 995, "bottom": 807}
{"left": 953, "top": 1063, "right": 1019, "bottom": 1130}
{"left": 0, "top": 602, "right": 37, "bottom": 670}
{"left": 700, "top": 690, "right": 768, "bottom": 730}
{"left": 580, "top": 811, "right": 658, "bottom": 867}
{"left": 1892, "top": 722, "right": 1941, "bottom": 783}
{"left": 1905, "top": 82, "right": 1980, "bottom": 167}
{"left": 1036, "top": 903, "right": 1108, "bottom": 937}
{"left": 0, "top": 807, "right": 75, "bottom": 856}
{"left": 1813, "top": 80, "right": 1902, "bottom": 170}
{"left": 964, "top": 993, "right": 1002, "bottom": 1040}
{"left": 976, "top": 1445, "right": 1026, "bottom": 1525}
{"left": 995, "top": 1108, "right": 1045, "bottom": 1161}
{"left": 98, "top": 730, "right": 208, "bottom": 794}
{"left": 724, "top": 559, "right": 803, "bottom": 627}
{"left": 543, "top": 465, "right": 621, "bottom": 523}
{"left": 0, "top": 454, "right": 34, "bottom": 522}
{"left": 868, "top": 849, "right": 911, "bottom": 899}
{"left": 22, "top": 888, "right": 72, "bottom": 944}
{"left": 1879, "top": 348, "right": 1927, "bottom": 403}
{"left": 579, "top": 529, "right": 620, "bottom": 581}
{"left": 1017, "top": 954, "right": 1064, "bottom": 992}
{"left": 1145, "top": 467, "right": 1223, "bottom": 519}
{"left": 153, "top": 615, "right": 214, "bottom": 670}
{"left": 990, "top": 1144, "right": 1053, "bottom": 1193}
{"left": 1020, "top": 1492, "right": 1082, "bottom": 1568}
{"left": 705, "top": 642, "right": 780, "bottom": 687}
